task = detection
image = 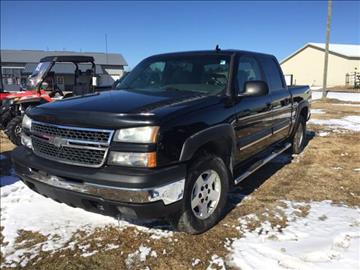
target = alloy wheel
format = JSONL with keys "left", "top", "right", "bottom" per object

{"left": 191, "top": 169, "right": 221, "bottom": 220}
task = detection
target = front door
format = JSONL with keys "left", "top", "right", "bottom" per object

{"left": 259, "top": 56, "right": 292, "bottom": 144}
{"left": 232, "top": 55, "right": 273, "bottom": 164}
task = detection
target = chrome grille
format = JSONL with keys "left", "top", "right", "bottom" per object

{"left": 32, "top": 122, "right": 111, "bottom": 143}
{"left": 30, "top": 121, "right": 113, "bottom": 167}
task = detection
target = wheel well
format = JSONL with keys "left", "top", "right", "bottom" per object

{"left": 300, "top": 106, "right": 308, "bottom": 120}
{"left": 192, "top": 137, "right": 232, "bottom": 170}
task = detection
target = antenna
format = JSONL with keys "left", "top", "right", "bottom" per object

{"left": 215, "top": 45, "right": 221, "bottom": 52}
{"left": 105, "top": 34, "right": 109, "bottom": 64}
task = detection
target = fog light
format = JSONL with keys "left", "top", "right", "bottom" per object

{"left": 21, "top": 133, "right": 32, "bottom": 149}
{"left": 108, "top": 151, "right": 157, "bottom": 168}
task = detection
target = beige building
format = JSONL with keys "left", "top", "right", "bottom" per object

{"left": 280, "top": 43, "right": 360, "bottom": 87}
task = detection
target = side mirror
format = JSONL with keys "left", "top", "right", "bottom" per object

{"left": 239, "top": 81, "right": 269, "bottom": 97}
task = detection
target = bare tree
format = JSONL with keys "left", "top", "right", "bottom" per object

{"left": 322, "top": 0, "right": 333, "bottom": 99}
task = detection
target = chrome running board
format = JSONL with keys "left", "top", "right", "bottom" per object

{"left": 234, "top": 143, "right": 292, "bottom": 185}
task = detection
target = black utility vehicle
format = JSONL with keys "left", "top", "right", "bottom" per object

{"left": 1, "top": 55, "right": 99, "bottom": 145}
{"left": 12, "top": 50, "right": 311, "bottom": 234}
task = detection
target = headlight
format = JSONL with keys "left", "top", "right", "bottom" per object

{"left": 113, "top": 126, "right": 159, "bottom": 143}
{"left": 108, "top": 151, "right": 156, "bottom": 168}
{"left": 22, "top": 114, "right": 32, "bottom": 130}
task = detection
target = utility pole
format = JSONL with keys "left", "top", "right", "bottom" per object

{"left": 322, "top": 0, "right": 332, "bottom": 99}
{"left": 105, "top": 34, "right": 109, "bottom": 64}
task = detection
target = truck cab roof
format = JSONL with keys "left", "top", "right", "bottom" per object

{"left": 147, "top": 49, "right": 275, "bottom": 59}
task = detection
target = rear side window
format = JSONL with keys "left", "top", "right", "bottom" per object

{"left": 260, "top": 56, "right": 284, "bottom": 91}
{"left": 237, "top": 56, "right": 262, "bottom": 92}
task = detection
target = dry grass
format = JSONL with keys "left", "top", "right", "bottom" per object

{"left": 0, "top": 131, "right": 15, "bottom": 153}
{"left": 14, "top": 230, "right": 48, "bottom": 250}
{"left": 1, "top": 99, "right": 360, "bottom": 269}
{"left": 311, "top": 99, "right": 360, "bottom": 121}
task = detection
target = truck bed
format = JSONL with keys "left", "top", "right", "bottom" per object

{"left": 289, "top": 85, "right": 311, "bottom": 103}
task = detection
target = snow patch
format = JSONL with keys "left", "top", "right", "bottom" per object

{"left": 318, "top": 131, "right": 330, "bottom": 137}
{"left": 312, "top": 91, "right": 360, "bottom": 102}
{"left": 192, "top": 258, "right": 201, "bottom": 266}
{"left": 309, "top": 115, "right": 360, "bottom": 131}
{"left": 0, "top": 181, "right": 172, "bottom": 267}
{"left": 125, "top": 244, "right": 152, "bottom": 267}
{"left": 229, "top": 201, "right": 360, "bottom": 270}
{"left": 207, "top": 255, "right": 226, "bottom": 270}
{"left": 333, "top": 103, "right": 360, "bottom": 107}
{"left": 104, "top": 243, "right": 120, "bottom": 251}
{"left": 311, "top": 109, "right": 325, "bottom": 114}
{"left": 81, "top": 250, "right": 98, "bottom": 257}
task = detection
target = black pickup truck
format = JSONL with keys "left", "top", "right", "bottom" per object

{"left": 12, "top": 50, "right": 311, "bottom": 234}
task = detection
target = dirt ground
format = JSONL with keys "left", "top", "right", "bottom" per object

{"left": 1, "top": 98, "right": 360, "bottom": 270}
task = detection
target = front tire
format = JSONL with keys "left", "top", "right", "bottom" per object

{"left": 170, "top": 152, "right": 230, "bottom": 234}
{"left": 5, "top": 116, "right": 23, "bottom": 146}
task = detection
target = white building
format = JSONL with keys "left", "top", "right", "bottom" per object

{"left": 281, "top": 43, "right": 360, "bottom": 87}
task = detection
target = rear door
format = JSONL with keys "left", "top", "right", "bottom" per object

{"left": 259, "top": 56, "right": 292, "bottom": 143}
{"left": 232, "top": 54, "right": 273, "bottom": 164}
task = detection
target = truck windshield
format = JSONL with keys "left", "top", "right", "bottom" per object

{"left": 116, "top": 55, "right": 230, "bottom": 95}
{"left": 27, "top": 62, "right": 52, "bottom": 89}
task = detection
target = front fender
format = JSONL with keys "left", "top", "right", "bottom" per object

{"left": 179, "top": 123, "right": 236, "bottom": 162}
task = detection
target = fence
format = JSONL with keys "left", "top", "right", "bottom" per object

{"left": 345, "top": 72, "right": 360, "bottom": 89}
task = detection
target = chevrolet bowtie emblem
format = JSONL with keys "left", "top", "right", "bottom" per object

{"left": 47, "top": 136, "right": 67, "bottom": 147}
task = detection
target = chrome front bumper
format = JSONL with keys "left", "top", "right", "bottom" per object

{"left": 26, "top": 168, "right": 185, "bottom": 205}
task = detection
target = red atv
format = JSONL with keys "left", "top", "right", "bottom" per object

{"left": 0, "top": 91, "right": 11, "bottom": 101}
{"left": 1, "top": 55, "right": 98, "bottom": 145}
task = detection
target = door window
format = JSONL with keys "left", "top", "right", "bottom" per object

{"left": 260, "top": 56, "right": 285, "bottom": 91}
{"left": 237, "top": 56, "right": 262, "bottom": 92}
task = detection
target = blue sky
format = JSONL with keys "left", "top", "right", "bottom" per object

{"left": 1, "top": 1, "right": 359, "bottom": 68}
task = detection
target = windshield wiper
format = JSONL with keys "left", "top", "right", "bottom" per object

{"left": 116, "top": 84, "right": 134, "bottom": 90}
{"left": 161, "top": 86, "right": 182, "bottom": 91}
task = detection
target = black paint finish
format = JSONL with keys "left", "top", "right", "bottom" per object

{"left": 14, "top": 50, "right": 311, "bottom": 208}
{"left": 25, "top": 50, "right": 310, "bottom": 169}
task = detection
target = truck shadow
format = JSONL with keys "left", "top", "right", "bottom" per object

{"left": 0, "top": 150, "right": 20, "bottom": 187}
{"left": 226, "top": 130, "right": 315, "bottom": 213}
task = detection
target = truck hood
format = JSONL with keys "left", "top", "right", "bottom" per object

{"left": 28, "top": 89, "right": 219, "bottom": 128}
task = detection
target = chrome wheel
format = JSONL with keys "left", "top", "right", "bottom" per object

{"left": 191, "top": 169, "right": 221, "bottom": 220}
{"left": 295, "top": 122, "right": 304, "bottom": 148}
